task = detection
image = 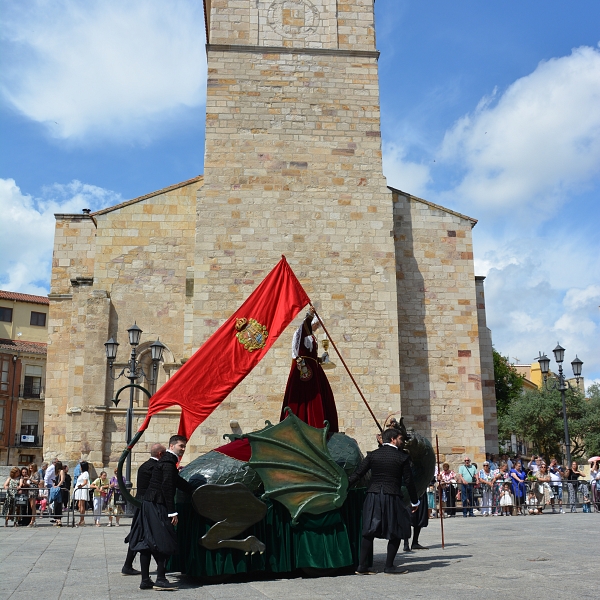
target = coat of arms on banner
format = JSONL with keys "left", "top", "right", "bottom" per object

{"left": 235, "top": 318, "right": 269, "bottom": 352}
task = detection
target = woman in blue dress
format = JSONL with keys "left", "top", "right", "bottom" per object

{"left": 510, "top": 462, "right": 527, "bottom": 515}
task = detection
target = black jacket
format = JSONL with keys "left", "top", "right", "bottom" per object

{"left": 143, "top": 451, "right": 194, "bottom": 514}
{"left": 135, "top": 458, "right": 158, "bottom": 499}
{"left": 349, "top": 444, "right": 418, "bottom": 503}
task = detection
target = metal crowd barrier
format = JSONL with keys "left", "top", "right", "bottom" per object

{"left": 3, "top": 481, "right": 599, "bottom": 527}
{"left": 433, "top": 479, "right": 600, "bottom": 516}
{"left": 1, "top": 486, "right": 137, "bottom": 527}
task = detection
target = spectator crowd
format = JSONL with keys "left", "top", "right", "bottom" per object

{"left": 2, "top": 459, "right": 126, "bottom": 527}
{"left": 435, "top": 454, "right": 600, "bottom": 517}
{"left": 3, "top": 453, "right": 600, "bottom": 527}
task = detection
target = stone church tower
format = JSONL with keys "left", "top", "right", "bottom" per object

{"left": 43, "top": 0, "right": 496, "bottom": 471}
{"left": 192, "top": 0, "right": 403, "bottom": 448}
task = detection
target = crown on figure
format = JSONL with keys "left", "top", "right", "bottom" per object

{"left": 235, "top": 318, "right": 248, "bottom": 331}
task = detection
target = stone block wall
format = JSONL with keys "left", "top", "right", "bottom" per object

{"left": 392, "top": 190, "right": 487, "bottom": 466}
{"left": 44, "top": 179, "right": 201, "bottom": 467}
{"left": 206, "top": 0, "right": 374, "bottom": 51}
{"left": 476, "top": 276, "right": 499, "bottom": 454}
{"left": 45, "top": 215, "right": 97, "bottom": 462}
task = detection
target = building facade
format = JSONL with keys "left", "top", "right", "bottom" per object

{"left": 0, "top": 291, "right": 48, "bottom": 466}
{"left": 43, "top": 0, "right": 497, "bottom": 472}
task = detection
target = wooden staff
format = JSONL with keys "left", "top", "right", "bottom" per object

{"left": 436, "top": 434, "right": 445, "bottom": 550}
{"left": 309, "top": 304, "right": 383, "bottom": 433}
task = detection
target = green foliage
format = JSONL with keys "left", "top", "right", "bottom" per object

{"left": 493, "top": 349, "right": 524, "bottom": 418}
{"left": 498, "top": 383, "right": 599, "bottom": 462}
{"left": 581, "top": 383, "right": 600, "bottom": 457}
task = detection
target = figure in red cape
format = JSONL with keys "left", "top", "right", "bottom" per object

{"left": 280, "top": 307, "right": 339, "bottom": 432}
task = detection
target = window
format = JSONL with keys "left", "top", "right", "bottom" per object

{"left": 0, "top": 405, "right": 4, "bottom": 435}
{"left": 0, "top": 307, "right": 12, "bottom": 322}
{"left": 19, "top": 454, "right": 35, "bottom": 465}
{"left": 20, "top": 409, "right": 39, "bottom": 437}
{"left": 23, "top": 365, "right": 43, "bottom": 398}
{"left": 1, "top": 358, "right": 9, "bottom": 392}
{"left": 30, "top": 311, "right": 46, "bottom": 327}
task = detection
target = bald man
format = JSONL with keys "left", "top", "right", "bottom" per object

{"left": 122, "top": 443, "right": 166, "bottom": 576}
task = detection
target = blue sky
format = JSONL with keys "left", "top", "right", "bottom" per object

{"left": 1, "top": 0, "right": 599, "bottom": 386}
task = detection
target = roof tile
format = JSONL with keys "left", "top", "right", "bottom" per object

{"left": 0, "top": 339, "right": 47, "bottom": 355}
{"left": 0, "top": 290, "right": 49, "bottom": 305}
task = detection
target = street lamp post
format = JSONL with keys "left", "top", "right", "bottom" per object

{"left": 104, "top": 324, "right": 165, "bottom": 488}
{"left": 537, "top": 343, "right": 583, "bottom": 465}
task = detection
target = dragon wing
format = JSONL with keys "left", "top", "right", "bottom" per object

{"left": 244, "top": 409, "right": 348, "bottom": 524}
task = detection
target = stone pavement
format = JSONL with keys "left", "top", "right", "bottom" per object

{"left": 0, "top": 513, "right": 596, "bottom": 599}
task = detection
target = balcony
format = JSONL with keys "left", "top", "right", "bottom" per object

{"left": 19, "top": 384, "right": 44, "bottom": 399}
{"left": 14, "top": 434, "right": 43, "bottom": 447}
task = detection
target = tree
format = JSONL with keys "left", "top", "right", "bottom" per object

{"left": 578, "top": 383, "right": 600, "bottom": 458}
{"left": 498, "top": 383, "right": 596, "bottom": 462}
{"left": 493, "top": 349, "right": 524, "bottom": 418}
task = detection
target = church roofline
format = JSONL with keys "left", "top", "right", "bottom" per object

{"left": 203, "top": 1, "right": 210, "bottom": 41}
{"left": 388, "top": 186, "right": 478, "bottom": 227}
{"left": 90, "top": 175, "right": 204, "bottom": 216}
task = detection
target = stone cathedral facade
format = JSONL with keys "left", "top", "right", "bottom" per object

{"left": 44, "top": 0, "right": 498, "bottom": 471}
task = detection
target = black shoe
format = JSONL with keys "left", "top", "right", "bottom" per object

{"left": 122, "top": 566, "right": 141, "bottom": 576}
{"left": 139, "top": 579, "right": 154, "bottom": 590}
{"left": 403, "top": 545, "right": 411, "bottom": 552}
{"left": 355, "top": 568, "right": 377, "bottom": 575}
{"left": 384, "top": 566, "right": 409, "bottom": 575}
{"left": 411, "top": 543, "right": 429, "bottom": 550}
{"left": 154, "top": 579, "right": 179, "bottom": 591}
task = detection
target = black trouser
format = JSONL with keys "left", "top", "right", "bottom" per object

{"left": 404, "top": 526, "right": 422, "bottom": 549}
{"left": 124, "top": 507, "right": 140, "bottom": 569}
{"left": 123, "top": 548, "right": 137, "bottom": 570}
{"left": 359, "top": 535, "right": 401, "bottom": 570}
{"left": 443, "top": 484, "right": 457, "bottom": 516}
{"left": 140, "top": 551, "right": 167, "bottom": 582}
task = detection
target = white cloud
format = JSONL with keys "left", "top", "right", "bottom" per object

{"left": 484, "top": 254, "right": 600, "bottom": 382}
{"left": 586, "top": 379, "right": 600, "bottom": 394}
{"left": 0, "top": 0, "right": 206, "bottom": 142}
{"left": 563, "top": 284, "right": 600, "bottom": 311}
{"left": 439, "top": 45, "right": 600, "bottom": 217}
{"left": 382, "top": 142, "right": 431, "bottom": 196}
{"left": 0, "top": 178, "right": 120, "bottom": 294}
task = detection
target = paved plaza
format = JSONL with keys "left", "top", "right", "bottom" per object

{"left": 1, "top": 513, "right": 596, "bottom": 599}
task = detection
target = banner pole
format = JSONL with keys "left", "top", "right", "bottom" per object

{"left": 436, "top": 434, "right": 445, "bottom": 550}
{"left": 309, "top": 304, "right": 383, "bottom": 434}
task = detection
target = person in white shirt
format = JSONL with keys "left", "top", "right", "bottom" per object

{"left": 548, "top": 458, "right": 564, "bottom": 513}
{"left": 44, "top": 458, "right": 58, "bottom": 489}
{"left": 528, "top": 455, "right": 540, "bottom": 475}
{"left": 589, "top": 460, "right": 600, "bottom": 512}
{"left": 73, "top": 461, "right": 90, "bottom": 526}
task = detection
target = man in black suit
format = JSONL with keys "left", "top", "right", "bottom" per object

{"left": 349, "top": 428, "right": 419, "bottom": 574}
{"left": 121, "top": 443, "right": 165, "bottom": 576}
{"left": 128, "top": 435, "right": 194, "bottom": 591}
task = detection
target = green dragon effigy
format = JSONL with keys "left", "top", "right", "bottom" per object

{"left": 168, "top": 411, "right": 435, "bottom": 579}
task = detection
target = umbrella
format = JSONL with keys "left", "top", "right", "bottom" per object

{"left": 587, "top": 456, "right": 600, "bottom": 463}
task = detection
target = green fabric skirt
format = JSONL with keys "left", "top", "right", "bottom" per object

{"left": 169, "top": 488, "right": 366, "bottom": 579}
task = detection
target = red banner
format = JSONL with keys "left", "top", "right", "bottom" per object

{"left": 139, "top": 256, "right": 310, "bottom": 439}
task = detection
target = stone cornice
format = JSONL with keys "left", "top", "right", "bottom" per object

{"left": 92, "top": 406, "right": 182, "bottom": 416}
{"left": 54, "top": 213, "right": 97, "bottom": 228}
{"left": 207, "top": 43, "right": 380, "bottom": 59}
{"left": 48, "top": 294, "right": 73, "bottom": 301}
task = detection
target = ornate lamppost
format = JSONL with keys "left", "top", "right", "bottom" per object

{"left": 537, "top": 343, "right": 583, "bottom": 465}
{"left": 104, "top": 324, "right": 165, "bottom": 487}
